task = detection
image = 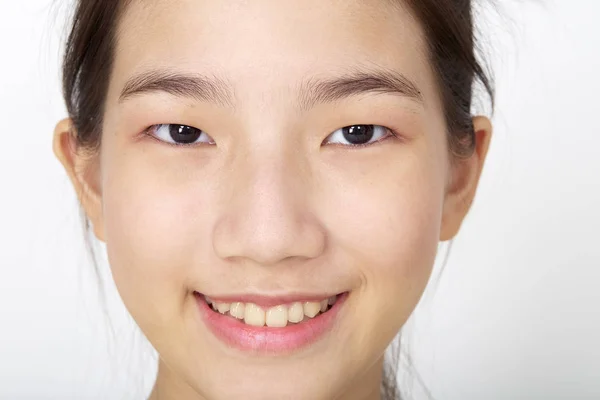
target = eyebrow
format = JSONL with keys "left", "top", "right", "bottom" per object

{"left": 119, "top": 70, "right": 234, "bottom": 107}
{"left": 118, "top": 67, "right": 423, "bottom": 109}
{"left": 298, "top": 68, "right": 423, "bottom": 110}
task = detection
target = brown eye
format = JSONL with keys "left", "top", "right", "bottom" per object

{"left": 169, "top": 124, "right": 202, "bottom": 144}
{"left": 150, "top": 124, "right": 215, "bottom": 145}
{"left": 324, "top": 124, "right": 392, "bottom": 147}
{"left": 343, "top": 125, "right": 374, "bottom": 144}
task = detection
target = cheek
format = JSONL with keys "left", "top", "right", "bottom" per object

{"left": 322, "top": 148, "right": 444, "bottom": 348}
{"left": 100, "top": 148, "right": 212, "bottom": 332}
{"left": 326, "top": 148, "right": 444, "bottom": 279}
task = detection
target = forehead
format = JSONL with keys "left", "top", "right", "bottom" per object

{"left": 110, "top": 0, "right": 432, "bottom": 101}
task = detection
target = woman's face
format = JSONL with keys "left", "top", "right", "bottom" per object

{"left": 56, "top": 0, "right": 490, "bottom": 399}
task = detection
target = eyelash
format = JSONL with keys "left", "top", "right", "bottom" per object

{"left": 142, "top": 124, "right": 401, "bottom": 149}
{"left": 326, "top": 126, "right": 400, "bottom": 149}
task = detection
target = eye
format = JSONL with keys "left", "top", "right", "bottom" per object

{"left": 324, "top": 125, "right": 394, "bottom": 148}
{"left": 148, "top": 124, "right": 215, "bottom": 146}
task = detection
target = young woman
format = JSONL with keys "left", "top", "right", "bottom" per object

{"left": 53, "top": 0, "right": 493, "bottom": 399}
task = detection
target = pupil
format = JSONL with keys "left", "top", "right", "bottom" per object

{"left": 169, "top": 125, "right": 202, "bottom": 144}
{"left": 343, "top": 125, "right": 374, "bottom": 145}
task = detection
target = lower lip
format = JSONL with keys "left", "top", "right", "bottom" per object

{"left": 195, "top": 292, "right": 347, "bottom": 354}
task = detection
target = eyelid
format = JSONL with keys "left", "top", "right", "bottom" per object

{"left": 144, "top": 124, "right": 215, "bottom": 147}
{"left": 324, "top": 125, "right": 399, "bottom": 148}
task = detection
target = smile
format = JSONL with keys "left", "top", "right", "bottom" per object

{"left": 204, "top": 294, "right": 338, "bottom": 327}
{"left": 194, "top": 291, "right": 348, "bottom": 353}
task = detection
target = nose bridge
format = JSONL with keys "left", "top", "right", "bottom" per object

{"left": 238, "top": 142, "right": 303, "bottom": 223}
{"left": 212, "top": 133, "right": 326, "bottom": 266}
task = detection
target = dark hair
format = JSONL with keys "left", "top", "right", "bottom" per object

{"left": 61, "top": 1, "right": 494, "bottom": 399}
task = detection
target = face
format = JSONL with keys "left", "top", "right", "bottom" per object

{"left": 55, "top": 0, "right": 491, "bottom": 399}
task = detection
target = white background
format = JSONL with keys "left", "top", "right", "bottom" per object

{"left": 0, "top": 0, "right": 599, "bottom": 399}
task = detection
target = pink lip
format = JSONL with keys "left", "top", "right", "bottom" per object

{"left": 194, "top": 292, "right": 347, "bottom": 354}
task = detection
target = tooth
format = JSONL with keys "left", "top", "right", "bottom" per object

{"left": 328, "top": 295, "right": 337, "bottom": 305}
{"left": 303, "top": 302, "right": 321, "bottom": 318}
{"left": 266, "top": 305, "right": 288, "bottom": 327}
{"left": 244, "top": 303, "right": 266, "bottom": 327}
{"left": 229, "top": 302, "right": 245, "bottom": 319}
{"left": 211, "top": 302, "right": 218, "bottom": 311}
{"left": 205, "top": 296, "right": 213, "bottom": 304}
{"left": 320, "top": 300, "right": 328, "bottom": 312}
{"left": 288, "top": 302, "right": 304, "bottom": 323}
{"left": 216, "top": 302, "right": 230, "bottom": 314}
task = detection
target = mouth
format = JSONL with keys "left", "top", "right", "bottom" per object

{"left": 194, "top": 291, "right": 348, "bottom": 353}
{"left": 202, "top": 293, "right": 339, "bottom": 327}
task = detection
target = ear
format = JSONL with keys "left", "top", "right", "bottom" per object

{"left": 53, "top": 118, "right": 106, "bottom": 242}
{"left": 440, "top": 116, "right": 492, "bottom": 241}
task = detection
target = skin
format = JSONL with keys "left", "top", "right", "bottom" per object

{"left": 53, "top": 0, "right": 492, "bottom": 399}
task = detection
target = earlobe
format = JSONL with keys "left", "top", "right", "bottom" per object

{"left": 439, "top": 116, "right": 492, "bottom": 241}
{"left": 53, "top": 118, "right": 106, "bottom": 242}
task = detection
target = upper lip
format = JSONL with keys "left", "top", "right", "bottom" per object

{"left": 195, "top": 291, "right": 344, "bottom": 308}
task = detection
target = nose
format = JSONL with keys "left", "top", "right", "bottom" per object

{"left": 212, "top": 145, "right": 326, "bottom": 267}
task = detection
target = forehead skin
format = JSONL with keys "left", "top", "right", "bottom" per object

{"left": 105, "top": 0, "right": 443, "bottom": 124}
